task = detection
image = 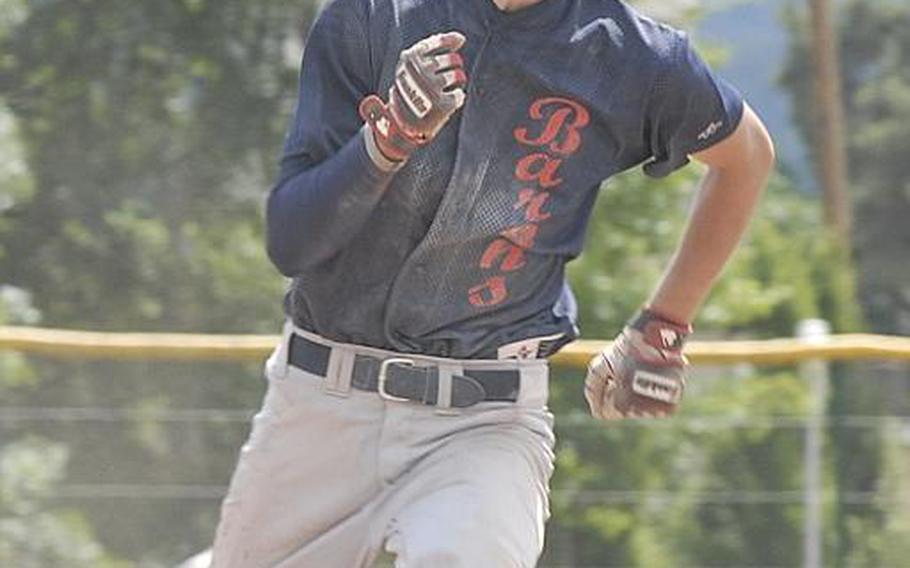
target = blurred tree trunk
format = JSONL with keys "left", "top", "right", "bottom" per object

{"left": 808, "top": 0, "right": 852, "bottom": 246}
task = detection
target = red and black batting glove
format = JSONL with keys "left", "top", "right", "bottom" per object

{"left": 584, "top": 308, "right": 693, "bottom": 420}
{"left": 359, "top": 31, "right": 468, "bottom": 167}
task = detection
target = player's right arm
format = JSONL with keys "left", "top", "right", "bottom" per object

{"left": 266, "top": 0, "right": 389, "bottom": 277}
{"left": 266, "top": 1, "right": 466, "bottom": 277}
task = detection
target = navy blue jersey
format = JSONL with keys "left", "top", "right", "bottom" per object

{"left": 267, "top": 0, "right": 744, "bottom": 359}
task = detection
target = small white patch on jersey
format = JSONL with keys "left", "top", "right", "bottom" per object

{"left": 571, "top": 19, "right": 625, "bottom": 49}
{"left": 497, "top": 333, "right": 565, "bottom": 360}
{"left": 697, "top": 120, "right": 724, "bottom": 141}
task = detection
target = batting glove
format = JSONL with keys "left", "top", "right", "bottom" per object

{"left": 360, "top": 31, "right": 468, "bottom": 167}
{"left": 584, "top": 308, "right": 693, "bottom": 420}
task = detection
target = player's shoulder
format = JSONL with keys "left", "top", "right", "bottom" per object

{"left": 315, "top": 0, "right": 422, "bottom": 16}
{"left": 575, "top": 0, "right": 688, "bottom": 63}
{"left": 314, "top": 0, "right": 433, "bottom": 29}
{"left": 313, "top": 0, "right": 372, "bottom": 19}
{"left": 307, "top": 0, "right": 398, "bottom": 40}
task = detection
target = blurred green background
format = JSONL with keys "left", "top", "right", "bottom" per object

{"left": 1, "top": 0, "right": 908, "bottom": 566}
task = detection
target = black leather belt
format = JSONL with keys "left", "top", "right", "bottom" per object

{"left": 287, "top": 334, "right": 520, "bottom": 408}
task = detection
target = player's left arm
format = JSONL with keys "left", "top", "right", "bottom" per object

{"left": 584, "top": 103, "right": 774, "bottom": 421}
{"left": 646, "top": 102, "right": 775, "bottom": 324}
{"left": 585, "top": 30, "right": 775, "bottom": 421}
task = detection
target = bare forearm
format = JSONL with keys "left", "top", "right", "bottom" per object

{"left": 649, "top": 165, "right": 770, "bottom": 324}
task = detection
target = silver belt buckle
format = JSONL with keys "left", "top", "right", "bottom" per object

{"left": 378, "top": 358, "right": 416, "bottom": 402}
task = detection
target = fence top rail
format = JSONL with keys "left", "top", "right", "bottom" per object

{"left": 1, "top": 326, "right": 910, "bottom": 366}
{"left": 557, "top": 334, "right": 910, "bottom": 366}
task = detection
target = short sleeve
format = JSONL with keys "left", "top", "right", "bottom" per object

{"left": 642, "top": 34, "right": 744, "bottom": 178}
{"left": 281, "top": 0, "right": 374, "bottom": 172}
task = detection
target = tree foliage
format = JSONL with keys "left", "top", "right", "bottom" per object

{"left": 0, "top": 0, "right": 309, "bottom": 332}
{"left": 0, "top": 438, "right": 125, "bottom": 568}
{"left": 0, "top": 0, "right": 312, "bottom": 562}
{"left": 782, "top": 0, "right": 910, "bottom": 336}
{"left": 546, "top": 161, "right": 857, "bottom": 565}
{"left": 780, "top": 1, "right": 910, "bottom": 565}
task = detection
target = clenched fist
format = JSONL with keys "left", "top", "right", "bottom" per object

{"left": 584, "top": 309, "right": 693, "bottom": 420}
{"left": 360, "top": 31, "right": 468, "bottom": 167}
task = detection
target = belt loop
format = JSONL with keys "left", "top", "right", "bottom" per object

{"left": 435, "top": 363, "right": 461, "bottom": 416}
{"left": 517, "top": 364, "right": 549, "bottom": 407}
{"left": 266, "top": 320, "right": 293, "bottom": 381}
{"left": 323, "top": 347, "right": 354, "bottom": 397}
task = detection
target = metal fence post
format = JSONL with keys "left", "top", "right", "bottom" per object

{"left": 797, "top": 319, "right": 831, "bottom": 568}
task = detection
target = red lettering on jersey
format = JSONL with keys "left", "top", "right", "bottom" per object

{"left": 480, "top": 238, "right": 526, "bottom": 272}
{"left": 468, "top": 276, "right": 507, "bottom": 307}
{"left": 515, "top": 153, "right": 563, "bottom": 188}
{"left": 479, "top": 224, "right": 539, "bottom": 273}
{"left": 513, "top": 97, "right": 590, "bottom": 156}
{"left": 501, "top": 224, "right": 538, "bottom": 249}
{"left": 468, "top": 95, "right": 590, "bottom": 309}
{"left": 515, "top": 190, "right": 551, "bottom": 222}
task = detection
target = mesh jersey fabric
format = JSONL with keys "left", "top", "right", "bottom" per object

{"left": 271, "top": 0, "right": 745, "bottom": 359}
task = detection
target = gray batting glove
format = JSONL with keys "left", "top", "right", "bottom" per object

{"left": 360, "top": 31, "right": 468, "bottom": 168}
{"left": 584, "top": 309, "right": 692, "bottom": 420}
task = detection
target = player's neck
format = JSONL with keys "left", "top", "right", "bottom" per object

{"left": 492, "top": 0, "right": 547, "bottom": 13}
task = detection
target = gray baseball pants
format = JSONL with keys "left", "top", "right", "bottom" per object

{"left": 210, "top": 324, "right": 556, "bottom": 567}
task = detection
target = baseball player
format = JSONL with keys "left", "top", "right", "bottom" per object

{"left": 211, "top": 0, "right": 774, "bottom": 566}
